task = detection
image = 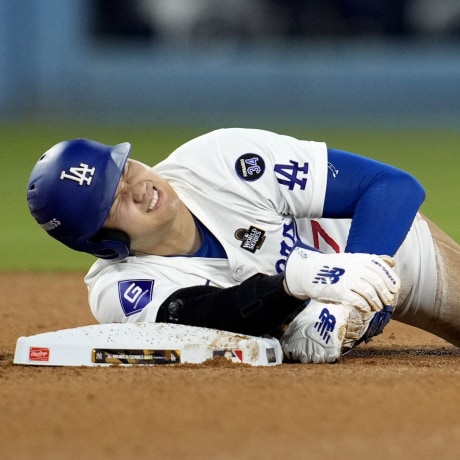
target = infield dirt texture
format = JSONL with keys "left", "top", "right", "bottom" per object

{"left": 1, "top": 271, "right": 460, "bottom": 460}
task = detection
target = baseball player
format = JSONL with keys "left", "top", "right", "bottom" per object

{"left": 27, "top": 128, "right": 460, "bottom": 363}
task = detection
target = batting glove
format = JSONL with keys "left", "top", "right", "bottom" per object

{"left": 284, "top": 242, "right": 401, "bottom": 312}
{"left": 281, "top": 300, "right": 366, "bottom": 363}
{"left": 281, "top": 300, "right": 394, "bottom": 363}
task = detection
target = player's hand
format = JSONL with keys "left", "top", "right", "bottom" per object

{"left": 342, "top": 305, "right": 394, "bottom": 353}
{"left": 284, "top": 243, "right": 401, "bottom": 311}
{"left": 281, "top": 299, "right": 393, "bottom": 364}
{"left": 281, "top": 300, "right": 366, "bottom": 363}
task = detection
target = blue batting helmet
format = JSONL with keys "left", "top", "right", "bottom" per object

{"left": 27, "top": 139, "right": 131, "bottom": 260}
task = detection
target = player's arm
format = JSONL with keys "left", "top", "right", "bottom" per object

{"left": 279, "top": 148, "right": 424, "bottom": 361}
{"left": 324, "top": 148, "right": 426, "bottom": 256}
{"left": 156, "top": 273, "right": 305, "bottom": 336}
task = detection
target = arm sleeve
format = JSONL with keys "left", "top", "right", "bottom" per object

{"left": 156, "top": 273, "right": 305, "bottom": 336}
{"left": 324, "top": 148, "right": 426, "bottom": 255}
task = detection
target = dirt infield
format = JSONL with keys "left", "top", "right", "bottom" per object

{"left": 1, "top": 272, "right": 460, "bottom": 460}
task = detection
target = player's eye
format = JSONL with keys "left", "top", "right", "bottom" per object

{"left": 107, "top": 174, "right": 127, "bottom": 223}
{"left": 122, "top": 162, "right": 134, "bottom": 186}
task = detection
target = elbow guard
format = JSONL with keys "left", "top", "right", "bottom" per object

{"left": 156, "top": 274, "right": 305, "bottom": 336}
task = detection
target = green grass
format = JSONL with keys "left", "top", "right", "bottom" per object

{"left": 1, "top": 121, "right": 459, "bottom": 271}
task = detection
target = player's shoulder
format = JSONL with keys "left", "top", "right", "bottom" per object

{"left": 85, "top": 256, "right": 166, "bottom": 281}
{"left": 185, "top": 127, "right": 283, "bottom": 145}
{"left": 214, "top": 127, "right": 284, "bottom": 141}
{"left": 85, "top": 257, "right": 141, "bottom": 287}
{"left": 84, "top": 254, "right": 204, "bottom": 287}
{"left": 165, "top": 128, "right": 298, "bottom": 161}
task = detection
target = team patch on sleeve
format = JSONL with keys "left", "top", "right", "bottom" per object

{"left": 235, "top": 153, "right": 265, "bottom": 181}
{"left": 118, "top": 280, "right": 154, "bottom": 317}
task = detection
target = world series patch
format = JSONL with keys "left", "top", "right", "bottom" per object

{"left": 234, "top": 226, "right": 266, "bottom": 253}
{"left": 235, "top": 153, "right": 265, "bottom": 181}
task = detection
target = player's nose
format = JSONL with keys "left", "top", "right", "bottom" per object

{"left": 129, "top": 182, "right": 146, "bottom": 203}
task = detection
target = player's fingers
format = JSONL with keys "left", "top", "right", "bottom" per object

{"left": 350, "top": 282, "right": 384, "bottom": 311}
{"left": 364, "top": 273, "right": 398, "bottom": 306}
{"left": 371, "top": 256, "right": 401, "bottom": 293}
{"left": 380, "top": 254, "right": 396, "bottom": 268}
{"left": 345, "top": 291, "right": 378, "bottom": 315}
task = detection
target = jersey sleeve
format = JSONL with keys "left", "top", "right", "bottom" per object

{"left": 84, "top": 256, "right": 236, "bottom": 324}
{"left": 85, "top": 260, "right": 194, "bottom": 324}
{"left": 227, "top": 128, "right": 330, "bottom": 218}
{"left": 156, "top": 128, "right": 329, "bottom": 219}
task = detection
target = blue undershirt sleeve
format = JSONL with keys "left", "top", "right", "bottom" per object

{"left": 323, "top": 148, "right": 426, "bottom": 256}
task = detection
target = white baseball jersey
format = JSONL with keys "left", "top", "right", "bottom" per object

{"left": 85, "top": 128, "right": 437, "bottom": 324}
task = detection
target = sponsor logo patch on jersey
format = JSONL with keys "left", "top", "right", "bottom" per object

{"left": 118, "top": 279, "right": 154, "bottom": 317}
{"left": 234, "top": 226, "right": 266, "bottom": 253}
{"left": 235, "top": 153, "right": 265, "bottom": 181}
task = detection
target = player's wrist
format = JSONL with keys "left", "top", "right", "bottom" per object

{"left": 282, "top": 276, "right": 308, "bottom": 299}
{"left": 284, "top": 244, "right": 322, "bottom": 300}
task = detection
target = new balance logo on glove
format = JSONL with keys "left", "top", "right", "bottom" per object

{"left": 313, "top": 266, "right": 345, "bottom": 285}
{"left": 280, "top": 301, "right": 345, "bottom": 363}
{"left": 314, "top": 308, "right": 337, "bottom": 344}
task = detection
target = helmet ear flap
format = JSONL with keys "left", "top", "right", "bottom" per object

{"left": 91, "top": 229, "right": 131, "bottom": 260}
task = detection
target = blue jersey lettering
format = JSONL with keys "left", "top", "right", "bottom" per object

{"left": 274, "top": 161, "right": 309, "bottom": 190}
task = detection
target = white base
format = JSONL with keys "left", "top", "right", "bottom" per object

{"left": 14, "top": 322, "right": 283, "bottom": 367}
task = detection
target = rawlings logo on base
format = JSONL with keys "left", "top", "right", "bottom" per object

{"left": 29, "top": 347, "right": 50, "bottom": 362}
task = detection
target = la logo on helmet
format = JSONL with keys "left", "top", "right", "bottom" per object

{"left": 60, "top": 163, "right": 96, "bottom": 186}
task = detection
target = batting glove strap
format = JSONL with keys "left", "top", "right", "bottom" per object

{"left": 355, "top": 306, "right": 393, "bottom": 346}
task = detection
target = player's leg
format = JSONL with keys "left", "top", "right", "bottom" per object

{"left": 426, "top": 218, "right": 460, "bottom": 346}
{"left": 394, "top": 217, "right": 460, "bottom": 346}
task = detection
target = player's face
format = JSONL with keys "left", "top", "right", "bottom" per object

{"left": 104, "top": 159, "right": 184, "bottom": 252}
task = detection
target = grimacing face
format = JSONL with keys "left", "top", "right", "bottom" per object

{"left": 104, "top": 159, "right": 183, "bottom": 253}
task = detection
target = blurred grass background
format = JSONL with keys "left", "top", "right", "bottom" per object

{"left": 1, "top": 121, "right": 458, "bottom": 271}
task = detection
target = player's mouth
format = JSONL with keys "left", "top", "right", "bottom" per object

{"left": 147, "top": 188, "right": 159, "bottom": 212}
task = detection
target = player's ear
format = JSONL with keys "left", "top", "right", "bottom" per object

{"left": 91, "top": 228, "right": 131, "bottom": 260}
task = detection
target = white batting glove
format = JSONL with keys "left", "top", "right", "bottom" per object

{"left": 281, "top": 300, "right": 368, "bottom": 363}
{"left": 284, "top": 243, "right": 400, "bottom": 312}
